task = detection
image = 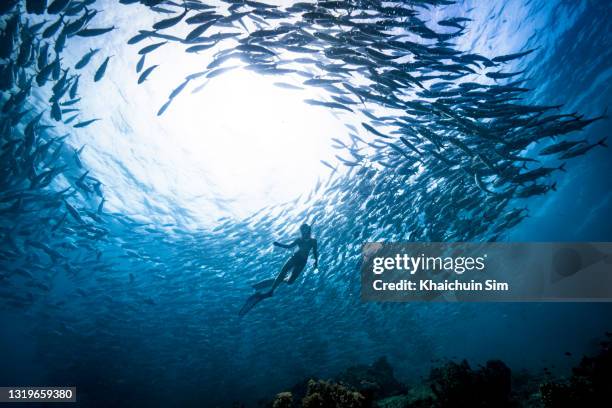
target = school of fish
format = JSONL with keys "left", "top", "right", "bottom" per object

{"left": 0, "top": 0, "right": 608, "bottom": 401}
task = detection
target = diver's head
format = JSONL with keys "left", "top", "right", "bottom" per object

{"left": 300, "top": 223, "right": 311, "bottom": 237}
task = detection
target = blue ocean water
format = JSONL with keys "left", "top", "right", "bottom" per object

{"left": 1, "top": 0, "right": 611, "bottom": 407}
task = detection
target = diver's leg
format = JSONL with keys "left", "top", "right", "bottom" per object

{"left": 239, "top": 290, "right": 272, "bottom": 317}
{"left": 286, "top": 261, "right": 306, "bottom": 284}
{"left": 252, "top": 278, "right": 276, "bottom": 291}
{"left": 268, "top": 258, "right": 295, "bottom": 295}
{"left": 239, "top": 258, "right": 298, "bottom": 317}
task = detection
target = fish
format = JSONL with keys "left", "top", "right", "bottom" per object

{"left": 127, "top": 31, "right": 151, "bottom": 45}
{"left": 51, "top": 101, "right": 62, "bottom": 121}
{"left": 185, "top": 43, "right": 217, "bottom": 53}
{"left": 74, "top": 119, "right": 100, "bottom": 128}
{"left": 156, "top": 79, "right": 189, "bottom": 116}
{"left": 32, "top": 70, "right": 49, "bottom": 95}
{"left": 186, "top": 11, "right": 220, "bottom": 25}
{"left": 37, "top": 43, "right": 50, "bottom": 70}
{"left": 76, "top": 27, "right": 115, "bottom": 37}
{"left": 65, "top": 11, "right": 92, "bottom": 35}
{"left": 559, "top": 137, "right": 607, "bottom": 159}
{"left": 94, "top": 56, "right": 111, "bottom": 82}
{"left": 54, "top": 31, "right": 67, "bottom": 53}
{"left": 153, "top": 9, "right": 188, "bottom": 30}
{"left": 438, "top": 17, "right": 471, "bottom": 29}
{"left": 320, "top": 160, "right": 337, "bottom": 172}
{"left": 515, "top": 182, "right": 557, "bottom": 198}
{"left": 47, "top": 0, "right": 70, "bottom": 14}
{"left": 492, "top": 49, "right": 536, "bottom": 63}
{"left": 236, "top": 43, "right": 276, "bottom": 56}
{"left": 138, "top": 41, "right": 167, "bottom": 55}
{"left": 513, "top": 163, "right": 566, "bottom": 183}
{"left": 136, "top": 54, "right": 145, "bottom": 72}
{"left": 75, "top": 49, "right": 100, "bottom": 69}
{"left": 157, "top": 99, "right": 173, "bottom": 116}
{"left": 64, "top": 114, "right": 79, "bottom": 124}
{"left": 185, "top": 21, "right": 217, "bottom": 42}
{"left": 138, "top": 65, "right": 159, "bottom": 84}
{"left": 42, "top": 17, "right": 64, "bottom": 39}
{"left": 399, "top": 137, "right": 424, "bottom": 158}
{"left": 539, "top": 140, "right": 587, "bottom": 155}
{"left": 486, "top": 70, "right": 525, "bottom": 80}
{"left": 206, "top": 66, "right": 237, "bottom": 78}
{"left": 191, "top": 81, "right": 208, "bottom": 94}
{"left": 97, "top": 198, "right": 105, "bottom": 214}
{"left": 25, "top": 0, "right": 47, "bottom": 14}
{"left": 304, "top": 99, "right": 353, "bottom": 112}
{"left": 362, "top": 122, "right": 391, "bottom": 139}
{"left": 69, "top": 75, "right": 79, "bottom": 99}
{"left": 273, "top": 82, "right": 303, "bottom": 90}
{"left": 63, "top": 200, "right": 84, "bottom": 224}
{"left": 168, "top": 79, "right": 190, "bottom": 100}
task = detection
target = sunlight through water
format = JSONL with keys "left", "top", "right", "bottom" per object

{"left": 156, "top": 69, "right": 347, "bottom": 220}
{"left": 60, "top": 3, "right": 350, "bottom": 226}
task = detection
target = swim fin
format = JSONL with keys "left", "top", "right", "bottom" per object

{"left": 239, "top": 291, "right": 272, "bottom": 317}
{"left": 251, "top": 278, "right": 275, "bottom": 291}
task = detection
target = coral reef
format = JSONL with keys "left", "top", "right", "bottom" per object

{"left": 268, "top": 357, "right": 406, "bottom": 408}
{"left": 429, "top": 359, "right": 512, "bottom": 407}
{"left": 272, "top": 392, "right": 293, "bottom": 408}
{"left": 302, "top": 380, "right": 365, "bottom": 408}
{"left": 540, "top": 334, "right": 611, "bottom": 407}
{"left": 373, "top": 395, "right": 409, "bottom": 408}
{"left": 335, "top": 357, "right": 406, "bottom": 403}
{"left": 270, "top": 380, "right": 365, "bottom": 408}
{"left": 267, "top": 334, "right": 612, "bottom": 408}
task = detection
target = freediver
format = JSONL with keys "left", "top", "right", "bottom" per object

{"left": 239, "top": 223, "right": 318, "bottom": 317}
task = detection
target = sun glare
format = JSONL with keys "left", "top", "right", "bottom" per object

{"left": 160, "top": 69, "right": 348, "bottom": 219}
{"left": 68, "top": 11, "right": 352, "bottom": 226}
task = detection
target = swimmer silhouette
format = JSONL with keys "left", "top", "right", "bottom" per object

{"left": 239, "top": 223, "right": 318, "bottom": 317}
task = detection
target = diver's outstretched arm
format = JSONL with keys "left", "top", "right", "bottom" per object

{"left": 273, "top": 240, "right": 297, "bottom": 249}
{"left": 313, "top": 240, "right": 319, "bottom": 269}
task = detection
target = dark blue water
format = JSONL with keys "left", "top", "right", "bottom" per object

{"left": 1, "top": 0, "right": 611, "bottom": 407}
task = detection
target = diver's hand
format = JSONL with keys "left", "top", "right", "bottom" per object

{"left": 273, "top": 241, "right": 281, "bottom": 247}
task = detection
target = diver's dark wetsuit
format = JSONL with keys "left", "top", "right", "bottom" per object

{"left": 272, "top": 237, "right": 316, "bottom": 287}
{"left": 239, "top": 225, "right": 318, "bottom": 317}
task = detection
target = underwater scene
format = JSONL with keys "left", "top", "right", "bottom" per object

{"left": 0, "top": 0, "right": 611, "bottom": 407}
